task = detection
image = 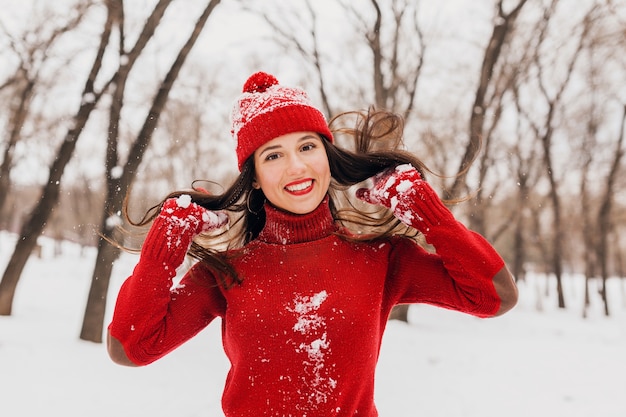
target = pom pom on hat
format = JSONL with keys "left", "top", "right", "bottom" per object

{"left": 242, "top": 72, "right": 279, "bottom": 93}
{"left": 231, "top": 71, "right": 333, "bottom": 171}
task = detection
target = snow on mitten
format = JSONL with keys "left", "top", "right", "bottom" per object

{"left": 355, "top": 163, "right": 449, "bottom": 232}
{"left": 140, "top": 194, "right": 229, "bottom": 273}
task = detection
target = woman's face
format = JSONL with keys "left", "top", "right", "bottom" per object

{"left": 253, "top": 131, "right": 331, "bottom": 215}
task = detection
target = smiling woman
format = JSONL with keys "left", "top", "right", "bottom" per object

{"left": 106, "top": 71, "right": 518, "bottom": 416}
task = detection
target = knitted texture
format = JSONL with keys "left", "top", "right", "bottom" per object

{"left": 108, "top": 195, "right": 228, "bottom": 361}
{"left": 357, "top": 164, "right": 504, "bottom": 315}
{"left": 109, "top": 197, "right": 504, "bottom": 416}
{"left": 141, "top": 195, "right": 229, "bottom": 270}
{"left": 230, "top": 71, "right": 333, "bottom": 170}
{"left": 257, "top": 195, "right": 338, "bottom": 244}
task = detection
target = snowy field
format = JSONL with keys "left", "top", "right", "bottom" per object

{"left": 1, "top": 231, "right": 625, "bottom": 417}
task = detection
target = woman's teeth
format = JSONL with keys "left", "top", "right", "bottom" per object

{"left": 286, "top": 181, "right": 312, "bottom": 192}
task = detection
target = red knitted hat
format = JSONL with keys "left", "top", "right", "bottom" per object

{"left": 231, "top": 72, "right": 334, "bottom": 171}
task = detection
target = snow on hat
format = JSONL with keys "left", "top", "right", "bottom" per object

{"left": 231, "top": 72, "right": 334, "bottom": 171}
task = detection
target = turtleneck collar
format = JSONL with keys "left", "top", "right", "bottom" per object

{"left": 257, "top": 195, "right": 338, "bottom": 245}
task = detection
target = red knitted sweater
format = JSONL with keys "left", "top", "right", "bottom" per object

{"left": 109, "top": 198, "right": 503, "bottom": 416}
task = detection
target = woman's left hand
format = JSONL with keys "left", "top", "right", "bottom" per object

{"left": 356, "top": 163, "right": 422, "bottom": 204}
{"left": 356, "top": 163, "right": 447, "bottom": 232}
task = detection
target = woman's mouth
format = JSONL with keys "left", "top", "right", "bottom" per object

{"left": 285, "top": 179, "right": 314, "bottom": 195}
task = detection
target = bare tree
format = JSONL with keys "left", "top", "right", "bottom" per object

{"left": 253, "top": 0, "right": 426, "bottom": 123}
{"left": 595, "top": 105, "right": 626, "bottom": 316}
{"left": 141, "top": 67, "right": 235, "bottom": 188}
{"left": 578, "top": 116, "right": 598, "bottom": 318}
{"left": 343, "top": 0, "right": 425, "bottom": 120}
{"left": 80, "top": 0, "right": 223, "bottom": 343}
{"left": 575, "top": 41, "right": 606, "bottom": 318}
{"left": 508, "top": 90, "right": 544, "bottom": 284}
{"left": 505, "top": 29, "right": 552, "bottom": 286}
{"left": 249, "top": 0, "right": 334, "bottom": 118}
{"left": 445, "top": 0, "right": 528, "bottom": 200}
{"left": 531, "top": 0, "right": 600, "bottom": 309}
{"left": 0, "top": 1, "right": 114, "bottom": 316}
{"left": 464, "top": 52, "right": 518, "bottom": 238}
{"left": 0, "top": 2, "right": 93, "bottom": 216}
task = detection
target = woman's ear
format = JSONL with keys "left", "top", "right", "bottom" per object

{"left": 252, "top": 179, "right": 261, "bottom": 190}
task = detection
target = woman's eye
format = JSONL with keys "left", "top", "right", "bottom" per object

{"left": 301, "top": 143, "right": 316, "bottom": 152}
{"left": 265, "top": 153, "right": 280, "bottom": 161}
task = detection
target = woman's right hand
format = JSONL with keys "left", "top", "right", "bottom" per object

{"left": 141, "top": 194, "right": 229, "bottom": 271}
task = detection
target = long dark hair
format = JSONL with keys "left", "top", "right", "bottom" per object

{"left": 124, "top": 108, "right": 431, "bottom": 288}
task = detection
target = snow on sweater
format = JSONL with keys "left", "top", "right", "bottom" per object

{"left": 110, "top": 197, "right": 502, "bottom": 416}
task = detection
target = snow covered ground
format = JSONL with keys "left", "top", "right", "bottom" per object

{"left": 1, "top": 232, "right": 624, "bottom": 417}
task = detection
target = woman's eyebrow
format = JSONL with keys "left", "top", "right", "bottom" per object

{"left": 259, "top": 135, "right": 320, "bottom": 156}
{"left": 258, "top": 144, "right": 282, "bottom": 156}
{"left": 298, "top": 134, "right": 321, "bottom": 143}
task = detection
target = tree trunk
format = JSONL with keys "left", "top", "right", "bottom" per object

{"left": 0, "top": 81, "right": 34, "bottom": 212}
{"left": 579, "top": 125, "right": 596, "bottom": 319}
{"left": 512, "top": 169, "right": 530, "bottom": 283}
{"left": 79, "top": 239, "right": 121, "bottom": 341}
{"left": 0, "top": 227, "right": 37, "bottom": 315}
{"left": 540, "top": 106, "right": 566, "bottom": 309}
{"left": 595, "top": 105, "right": 626, "bottom": 316}
{"left": 80, "top": 0, "right": 222, "bottom": 343}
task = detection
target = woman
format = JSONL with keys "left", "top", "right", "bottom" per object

{"left": 107, "top": 72, "right": 518, "bottom": 416}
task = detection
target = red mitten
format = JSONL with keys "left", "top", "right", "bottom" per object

{"left": 141, "top": 194, "right": 229, "bottom": 273}
{"left": 108, "top": 194, "right": 228, "bottom": 364}
{"left": 357, "top": 164, "right": 504, "bottom": 316}
{"left": 356, "top": 164, "right": 447, "bottom": 231}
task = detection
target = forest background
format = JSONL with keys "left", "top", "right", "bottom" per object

{"left": 0, "top": 0, "right": 625, "bottom": 345}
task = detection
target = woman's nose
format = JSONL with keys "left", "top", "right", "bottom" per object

{"left": 285, "top": 153, "right": 306, "bottom": 174}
